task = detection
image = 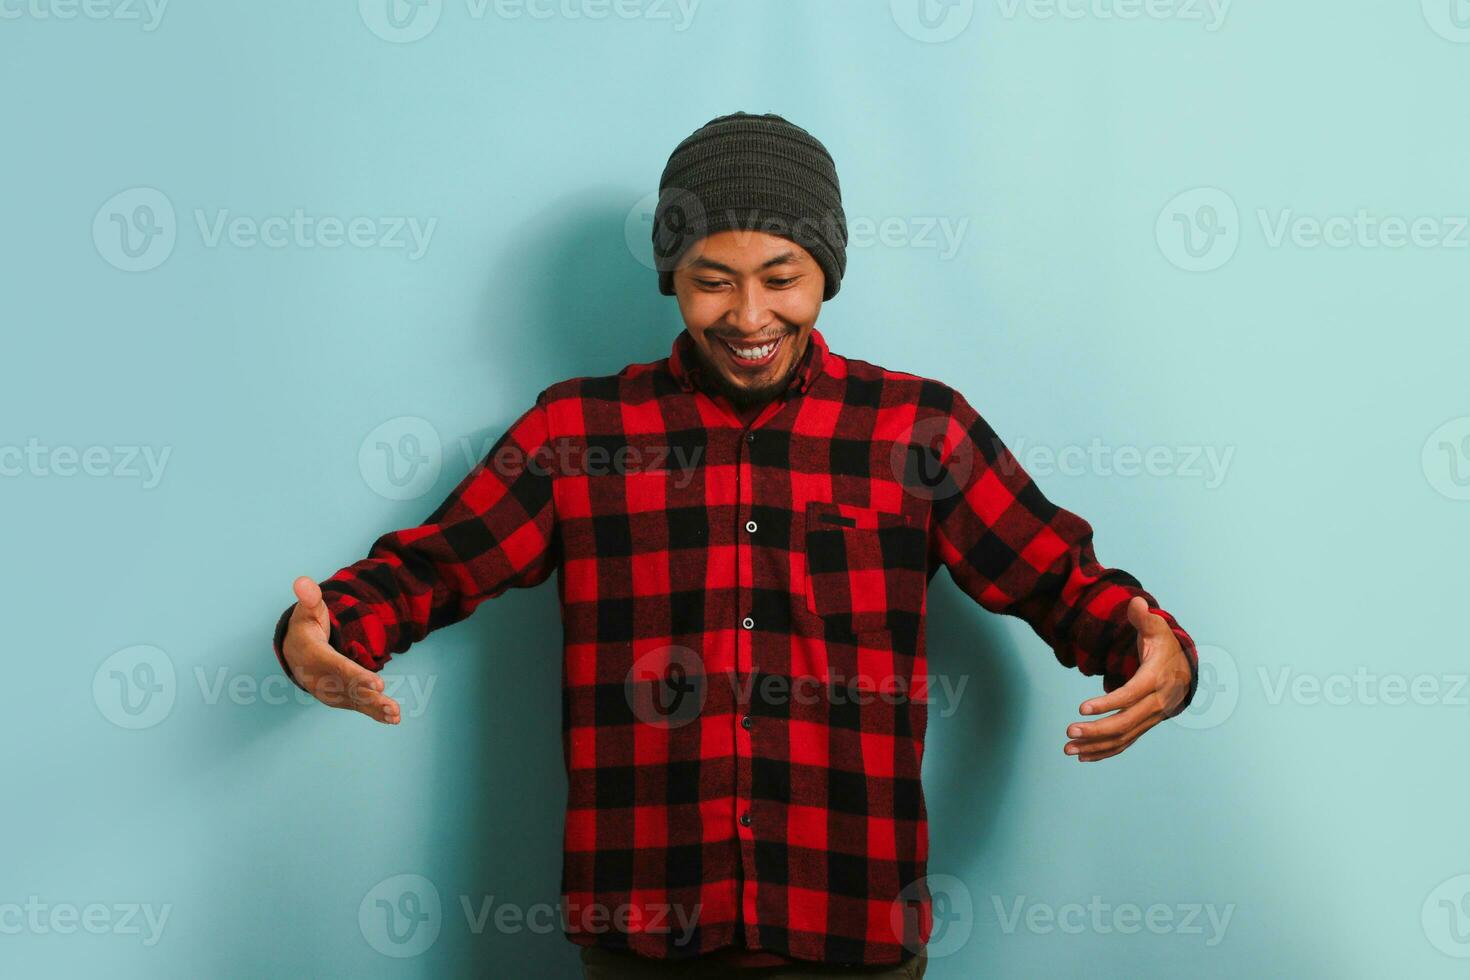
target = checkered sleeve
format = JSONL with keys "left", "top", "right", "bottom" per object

{"left": 271, "top": 394, "right": 560, "bottom": 689}
{"left": 928, "top": 389, "right": 1199, "bottom": 715}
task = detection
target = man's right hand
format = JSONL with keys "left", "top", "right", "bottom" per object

{"left": 281, "top": 575, "right": 402, "bottom": 725}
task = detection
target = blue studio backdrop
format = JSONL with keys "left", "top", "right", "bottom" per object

{"left": 3, "top": 1, "right": 1468, "bottom": 976}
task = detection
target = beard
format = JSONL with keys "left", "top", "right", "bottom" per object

{"left": 692, "top": 338, "right": 797, "bottom": 411}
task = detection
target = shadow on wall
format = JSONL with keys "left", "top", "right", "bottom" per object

{"left": 425, "top": 583, "right": 573, "bottom": 977}
{"left": 428, "top": 192, "right": 679, "bottom": 977}
{"left": 472, "top": 188, "right": 686, "bottom": 393}
{"left": 920, "top": 571, "right": 1028, "bottom": 896}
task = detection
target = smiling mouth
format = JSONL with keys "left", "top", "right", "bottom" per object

{"left": 717, "top": 333, "right": 787, "bottom": 370}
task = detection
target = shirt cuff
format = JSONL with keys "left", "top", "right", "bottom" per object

{"left": 272, "top": 604, "right": 310, "bottom": 694}
{"left": 1167, "top": 624, "right": 1200, "bottom": 718}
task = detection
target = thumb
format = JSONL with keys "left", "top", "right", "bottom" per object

{"left": 1126, "top": 595, "right": 1162, "bottom": 635}
{"left": 291, "top": 575, "right": 330, "bottom": 633}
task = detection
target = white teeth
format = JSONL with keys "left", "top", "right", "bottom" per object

{"left": 726, "top": 338, "right": 779, "bottom": 361}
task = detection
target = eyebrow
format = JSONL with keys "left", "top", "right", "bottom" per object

{"left": 686, "top": 251, "right": 801, "bottom": 275}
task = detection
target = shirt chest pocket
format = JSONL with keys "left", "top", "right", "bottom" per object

{"left": 802, "top": 501, "right": 928, "bottom": 634}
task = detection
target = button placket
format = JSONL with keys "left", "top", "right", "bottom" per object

{"left": 735, "top": 423, "right": 756, "bottom": 842}
{"left": 736, "top": 423, "right": 760, "bottom": 657}
{"left": 731, "top": 405, "right": 788, "bottom": 851}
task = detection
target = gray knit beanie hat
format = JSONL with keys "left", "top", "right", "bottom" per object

{"left": 653, "top": 111, "right": 848, "bottom": 301}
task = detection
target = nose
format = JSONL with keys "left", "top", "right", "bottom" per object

{"left": 726, "top": 279, "right": 773, "bottom": 334}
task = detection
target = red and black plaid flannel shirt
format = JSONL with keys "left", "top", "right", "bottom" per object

{"left": 272, "top": 326, "right": 1198, "bottom": 968}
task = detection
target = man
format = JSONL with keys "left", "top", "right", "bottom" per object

{"left": 272, "top": 112, "right": 1199, "bottom": 979}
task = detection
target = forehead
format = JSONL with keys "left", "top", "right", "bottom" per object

{"left": 686, "top": 229, "right": 814, "bottom": 269}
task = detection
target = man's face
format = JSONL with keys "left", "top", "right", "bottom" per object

{"left": 672, "top": 229, "right": 825, "bottom": 410}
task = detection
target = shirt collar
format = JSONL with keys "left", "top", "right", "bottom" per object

{"left": 668, "top": 327, "right": 828, "bottom": 397}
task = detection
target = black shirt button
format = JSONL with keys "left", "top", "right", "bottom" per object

{"left": 740, "top": 811, "right": 752, "bottom": 827}
{"left": 741, "top": 714, "right": 753, "bottom": 730}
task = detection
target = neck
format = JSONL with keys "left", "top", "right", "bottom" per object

{"left": 691, "top": 340, "right": 802, "bottom": 413}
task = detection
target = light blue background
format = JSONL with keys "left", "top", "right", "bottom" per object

{"left": 4, "top": 0, "right": 1468, "bottom": 976}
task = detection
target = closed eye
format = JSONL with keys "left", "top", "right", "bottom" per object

{"left": 694, "top": 277, "right": 801, "bottom": 289}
